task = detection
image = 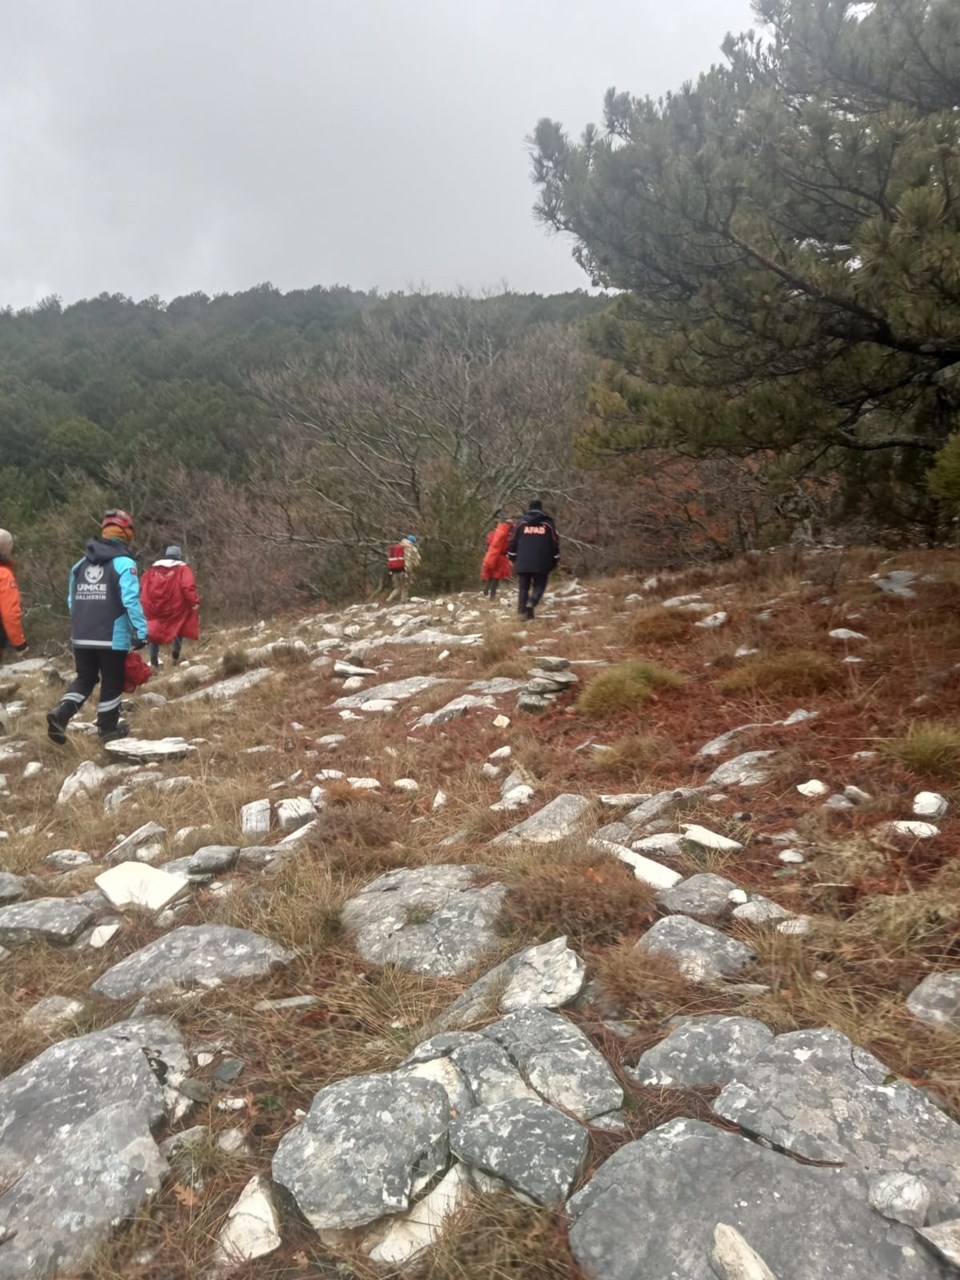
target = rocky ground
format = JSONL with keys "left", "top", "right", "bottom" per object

{"left": 1, "top": 546, "right": 960, "bottom": 1279}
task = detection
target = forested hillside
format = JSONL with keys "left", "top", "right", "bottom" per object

{"left": 1, "top": 286, "right": 619, "bottom": 636}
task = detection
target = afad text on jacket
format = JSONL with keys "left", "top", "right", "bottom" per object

{"left": 68, "top": 538, "right": 148, "bottom": 651}
{"left": 507, "top": 508, "right": 560, "bottom": 575}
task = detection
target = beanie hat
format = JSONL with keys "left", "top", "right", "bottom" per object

{"left": 406, "top": 534, "right": 417, "bottom": 544}
{"left": 529, "top": 499, "right": 544, "bottom": 512}
{"left": 165, "top": 545, "right": 184, "bottom": 560}
{"left": 0, "top": 529, "right": 12, "bottom": 557}
{"left": 102, "top": 524, "right": 134, "bottom": 545}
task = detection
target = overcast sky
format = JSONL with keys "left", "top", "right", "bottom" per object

{"left": 0, "top": 0, "right": 756, "bottom": 308}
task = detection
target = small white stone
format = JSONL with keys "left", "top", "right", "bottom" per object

{"left": 796, "top": 779, "right": 829, "bottom": 797}
{"left": 777, "top": 915, "right": 811, "bottom": 936}
{"left": 22, "top": 761, "right": 42, "bottom": 779}
{"left": 843, "top": 655, "right": 864, "bottom": 664}
{"left": 432, "top": 789, "right": 447, "bottom": 810}
{"left": 868, "top": 1172, "right": 930, "bottom": 1228}
{"left": 196, "top": 1052, "right": 215, "bottom": 1067}
{"left": 393, "top": 778, "right": 419, "bottom": 793}
{"left": 679, "top": 823, "right": 744, "bottom": 853}
{"left": 275, "top": 797, "right": 316, "bottom": 831}
{"left": 599, "top": 793, "right": 652, "bottom": 808}
{"left": 88, "top": 922, "right": 121, "bottom": 948}
{"left": 491, "top": 784, "right": 534, "bottom": 812}
{"left": 488, "top": 746, "right": 511, "bottom": 761}
{"left": 216, "top": 1175, "right": 281, "bottom": 1267}
{"left": 348, "top": 776, "right": 381, "bottom": 790}
{"left": 843, "top": 785, "right": 872, "bottom": 804}
{"left": 481, "top": 763, "right": 503, "bottom": 780}
{"left": 694, "top": 610, "right": 728, "bottom": 629}
{"left": 316, "top": 769, "right": 346, "bottom": 782}
{"left": 829, "top": 628, "right": 868, "bottom": 641}
{"left": 778, "top": 849, "right": 805, "bottom": 865}
{"left": 876, "top": 819, "right": 939, "bottom": 841}
{"left": 240, "top": 799, "right": 271, "bottom": 837}
{"left": 493, "top": 714, "right": 511, "bottom": 728}
{"left": 913, "top": 791, "right": 948, "bottom": 820}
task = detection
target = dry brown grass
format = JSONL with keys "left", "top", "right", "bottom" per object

{"left": 720, "top": 650, "right": 840, "bottom": 697}
{"left": 628, "top": 608, "right": 692, "bottom": 646}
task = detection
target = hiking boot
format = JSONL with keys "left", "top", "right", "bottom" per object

{"left": 46, "top": 706, "right": 69, "bottom": 745}
{"left": 98, "top": 721, "right": 130, "bottom": 746}
{"left": 525, "top": 605, "right": 536, "bottom": 621}
{"left": 150, "top": 662, "right": 160, "bottom": 673}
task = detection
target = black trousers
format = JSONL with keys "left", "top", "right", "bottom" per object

{"left": 518, "top": 572, "right": 549, "bottom": 613}
{"left": 61, "top": 648, "right": 127, "bottom": 731}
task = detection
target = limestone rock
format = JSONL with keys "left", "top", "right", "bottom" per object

{"left": 44, "top": 848, "right": 92, "bottom": 870}
{"left": 0, "top": 871, "right": 26, "bottom": 902}
{"left": 874, "top": 569, "right": 917, "bottom": 598}
{"left": 365, "top": 1164, "right": 471, "bottom": 1266}
{"left": 450, "top": 1097, "right": 587, "bottom": 1204}
{"left": 272, "top": 1073, "right": 450, "bottom": 1230}
{"left": 0, "top": 896, "right": 94, "bottom": 947}
{"left": 92, "top": 924, "right": 293, "bottom": 999}
{"left": 58, "top": 759, "right": 108, "bottom": 804}
{"left": 95, "top": 861, "right": 191, "bottom": 912}
{"left": 713, "top": 1026, "right": 960, "bottom": 1216}
{"left": 104, "top": 736, "right": 194, "bottom": 763}
{"left": 415, "top": 693, "right": 496, "bottom": 728}
{"left": 178, "top": 667, "right": 274, "bottom": 703}
{"left": 868, "top": 1172, "right": 931, "bottom": 1228}
{"left": 636, "top": 915, "right": 755, "bottom": 982}
{"left": 919, "top": 1219, "right": 960, "bottom": 1267}
{"left": 494, "top": 793, "right": 592, "bottom": 845}
{"left": 567, "top": 1118, "right": 943, "bottom": 1280}
{"left": 680, "top": 823, "right": 744, "bottom": 854}
{"left": 333, "top": 675, "right": 448, "bottom": 709}
{"left": 628, "top": 1015, "right": 774, "bottom": 1087}
{"left": 655, "top": 873, "right": 743, "bottom": 921}
{"left": 21, "top": 994, "right": 88, "bottom": 1030}
{"left": 0, "top": 1103, "right": 167, "bottom": 1279}
{"left": 275, "top": 796, "right": 316, "bottom": 831}
{"left": 914, "top": 791, "right": 949, "bottom": 820}
{"left": 706, "top": 751, "right": 776, "bottom": 788}
{"left": 875, "top": 819, "right": 939, "bottom": 841}
{"left": 103, "top": 821, "right": 167, "bottom": 866}
{"left": 796, "top": 779, "right": 829, "bottom": 797}
{"left": 241, "top": 798, "right": 271, "bottom": 836}
{"left": 906, "top": 972, "right": 960, "bottom": 1028}
{"left": 624, "top": 788, "right": 704, "bottom": 828}
{"left": 590, "top": 838, "right": 682, "bottom": 890}
{"left": 711, "top": 1224, "right": 778, "bottom": 1280}
{"left": 436, "top": 936, "right": 586, "bottom": 1030}
{"left": 341, "top": 864, "right": 506, "bottom": 977}
{"left": 216, "top": 1175, "right": 281, "bottom": 1268}
{"left": 482, "top": 1007, "right": 623, "bottom": 1121}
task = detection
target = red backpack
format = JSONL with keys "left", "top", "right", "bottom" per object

{"left": 387, "top": 543, "right": 406, "bottom": 572}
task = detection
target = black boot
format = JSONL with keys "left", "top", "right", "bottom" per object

{"left": 98, "top": 720, "right": 130, "bottom": 746}
{"left": 525, "top": 605, "right": 535, "bottom": 621}
{"left": 46, "top": 703, "right": 71, "bottom": 745}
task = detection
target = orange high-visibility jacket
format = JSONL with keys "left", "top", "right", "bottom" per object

{"left": 0, "top": 559, "right": 25, "bottom": 649}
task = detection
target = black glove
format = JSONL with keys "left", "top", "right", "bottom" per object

{"left": 131, "top": 636, "right": 146, "bottom": 651}
{"left": 15, "top": 642, "right": 28, "bottom": 654}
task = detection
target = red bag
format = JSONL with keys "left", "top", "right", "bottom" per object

{"left": 124, "top": 651, "right": 153, "bottom": 693}
{"left": 387, "top": 543, "right": 406, "bottom": 572}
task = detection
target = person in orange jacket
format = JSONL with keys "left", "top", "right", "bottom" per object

{"left": 0, "top": 529, "right": 28, "bottom": 660}
{"left": 480, "top": 520, "right": 513, "bottom": 599}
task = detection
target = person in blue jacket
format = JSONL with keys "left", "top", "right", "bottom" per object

{"left": 47, "top": 509, "right": 149, "bottom": 746}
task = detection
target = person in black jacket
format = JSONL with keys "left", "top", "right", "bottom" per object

{"left": 507, "top": 499, "right": 560, "bottom": 620}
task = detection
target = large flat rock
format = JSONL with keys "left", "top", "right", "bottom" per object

{"left": 494, "top": 793, "right": 593, "bottom": 845}
{"left": 341, "top": 864, "right": 506, "bottom": 976}
{"left": 272, "top": 1073, "right": 450, "bottom": 1230}
{"left": 0, "top": 1016, "right": 184, "bottom": 1181}
{"left": 0, "top": 896, "right": 94, "bottom": 947}
{"left": 628, "top": 1015, "right": 774, "bottom": 1088}
{"left": 435, "top": 936, "right": 586, "bottom": 1031}
{"left": 907, "top": 972, "right": 960, "bottom": 1028}
{"left": 636, "top": 914, "right": 755, "bottom": 982}
{"left": 713, "top": 1027, "right": 960, "bottom": 1218}
{"left": 449, "top": 1097, "right": 587, "bottom": 1205}
{"left": 333, "top": 675, "right": 449, "bottom": 709}
{"left": 104, "top": 736, "right": 194, "bottom": 763}
{"left": 0, "top": 1103, "right": 167, "bottom": 1280}
{"left": 91, "top": 924, "right": 294, "bottom": 999}
{"left": 178, "top": 667, "right": 274, "bottom": 703}
{"left": 568, "top": 1118, "right": 945, "bottom": 1280}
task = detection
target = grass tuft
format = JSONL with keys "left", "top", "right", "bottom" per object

{"left": 219, "top": 648, "right": 252, "bottom": 677}
{"left": 720, "top": 649, "right": 839, "bottom": 697}
{"left": 884, "top": 721, "right": 960, "bottom": 782}
{"left": 577, "top": 660, "right": 685, "bottom": 718}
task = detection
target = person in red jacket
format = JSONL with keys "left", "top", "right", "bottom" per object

{"left": 480, "top": 520, "right": 513, "bottom": 598}
{"left": 140, "top": 545, "right": 200, "bottom": 670}
{"left": 0, "top": 529, "right": 28, "bottom": 660}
